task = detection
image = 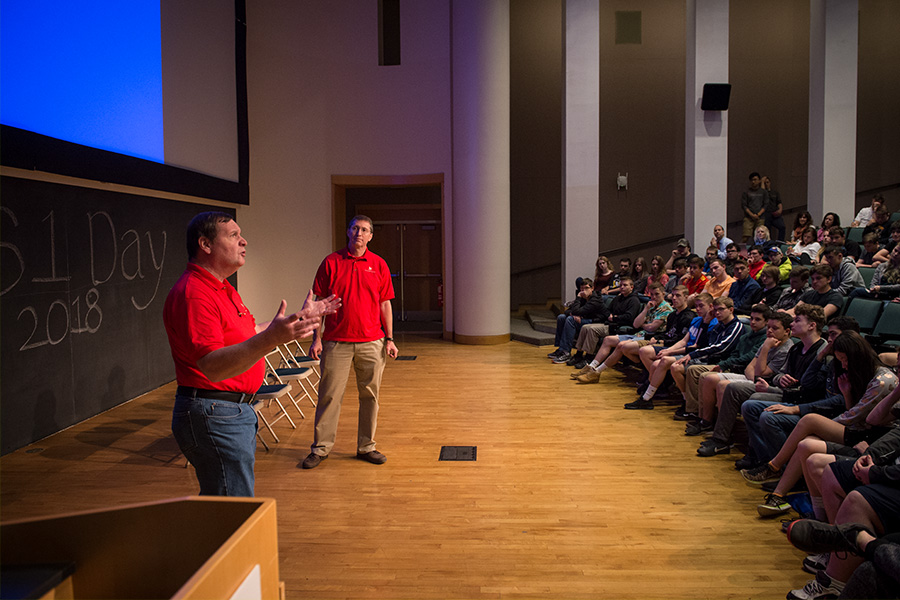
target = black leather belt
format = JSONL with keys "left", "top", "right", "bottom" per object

{"left": 176, "top": 386, "right": 255, "bottom": 404}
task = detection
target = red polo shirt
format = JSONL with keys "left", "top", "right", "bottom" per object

{"left": 313, "top": 248, "right": 395, "bottom": 342}
{"left": 163, "top": 263, "right": 264, "bottom": 392}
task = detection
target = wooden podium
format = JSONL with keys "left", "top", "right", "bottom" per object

{"left": 0, "top": 496, "right": 281, "bottom": 599}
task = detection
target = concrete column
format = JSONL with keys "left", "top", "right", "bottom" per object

{"left": 562, "top": 0, "right": 599, "bottom": 303}
{"left": 808, "top": 0, "right": 858, "bottom": 221}
{"left": 451, "top": 0, "right": 510, "bottom": 344}
{"left": 685, "top": 0, "right": 728, "bottom": 251}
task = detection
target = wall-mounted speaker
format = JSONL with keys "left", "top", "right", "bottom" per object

{"left": 701, "top": 83, "right": 731, "bottom": 111}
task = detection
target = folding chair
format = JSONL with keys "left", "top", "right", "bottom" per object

{"left": 253, "top": 383, "right": 293, "bottom": 450}
{"left": 264, "top": 348, "right": 316, "bottom": 420}
{"left": 283, "top": 340, "right": 321, "bottom": 381}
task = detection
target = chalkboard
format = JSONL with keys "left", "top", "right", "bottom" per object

{"left": 0, "top": 176, "right": 235, "bottom": 454}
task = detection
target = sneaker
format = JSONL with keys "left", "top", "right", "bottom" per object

{"left": 787, "top": 520, "right": 873, "bottom": 557}
{"left": 787, "top": 570, "right": 844, "bottom": 599}
{"left": 801, "top": 553, "right": 830, "bottom": 575}
{"left": 757, "top": 493, "right": 792, "bottom": 517}
{"left": 673, "top": 407, "right": 697, "bottom": 421}
{"left": 741, "top": 463, "right": 783, "bottom": 485}
{"left": 573, "top": 358, "right": 589, "bottom": 370}
{"left": 570, "top": 365, "right": 593, "bottom": 379}
{"left": 301, "top": 452, "right": 327, "bottom": 469}
{"left": 624, "top": 398, "right": 654, "bottom": 410}
{"left": 684, "top": 419, "right": 713, "bottom": 436}
{"left": 734, "top": 455, "right": 760, "bottom": 470}
{"left": 575, "top": 371, "right": 601, "bottom": 384}
{"left": 547, "top": 348, "right": 563, "bottom": 358}
{"left": 551, "top": 353, "right": 571, "bottom": 364}
{"left": 696, "top": 439, "right": 732, "bottom": 456}
{"left": 356, "top": 450, "right": 387, "bottom": 464}
{"left": 566, "top": 353, "right": 584, "bottom": 366}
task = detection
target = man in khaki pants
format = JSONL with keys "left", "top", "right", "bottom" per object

{"left": 302, "top": 215, "right": 399, "bottom": 469}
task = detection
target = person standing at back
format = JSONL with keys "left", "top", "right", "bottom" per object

{"left": 303, "top": 215, "right": 399, "bottom": 469}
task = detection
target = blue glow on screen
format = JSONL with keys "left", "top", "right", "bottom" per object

{"left": 1, "top": 1, "right": 163, "bottom": 163}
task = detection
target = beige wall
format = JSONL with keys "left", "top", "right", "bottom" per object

{"left": 728, "top": 0, "right": 810, "bottom": 237}
{"left": 510, "top": 0, "right": 563, "bottom": 306}
{"left": 598, "top": 1, "right": 686, "bottom": 256}
{"left": 238, "top": 0, "right": 453, "bottom": 321}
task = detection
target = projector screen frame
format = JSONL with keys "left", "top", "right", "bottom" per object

{"left": 0, "top": 0, "right": 250, "bottom": 206}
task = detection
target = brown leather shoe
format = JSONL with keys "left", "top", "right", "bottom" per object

{"left": 575, "top": 370, "right": 601, "bottom": 384}
{"left": 301, "top": 452, "right": 327, "bottom": 469}
{"left": 356, "top": 450, "right": 387, "bottom": 464}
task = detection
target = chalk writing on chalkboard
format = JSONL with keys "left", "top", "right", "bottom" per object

{"left": 2, "top": 206, "right": 167, "bottom": 351}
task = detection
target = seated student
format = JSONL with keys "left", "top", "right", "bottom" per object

{"left": 631, "top": 256, "right": 649, "bottom": 295}
{"left": 791, "top": 211, "right": 814, "bottom": 244}
{"left": 702, "top": 246, "right": 719, "bottom": 274}
{"left": 728, "top": 258, "right": 763, "bottom": 315}
{"left": 605, "top": 257, "right": 633, "bottom": 295}
{"left": 668, "top": 296, "right": 747, "bottom": 421}
{"left": 863, "top": 204, "right": 892, "bottom": 246}
{"left": 856, "top": 232, "right": 885, "bottom": 267}
{"left": 765, "top": 244, "right": 793, "bottom": 283}
{"left": 723, "top": 242, "right": 741, "bottom": 276}
{"left": 683, "top": 256, "right": 710, "bottom": 299}
{"left": 852, "top": 243, "right": 900, "bottom": 301}
{"left": 850, "top": 193, "right": 885, "bottom": 227}
{"left": 626, "top": 293, "right": 716, "bottom": 410}
{"left": 823, "top": 244, "right": 866, "bottom": 296}
{"left": 696, "top": 310, "right": 794, "bottom": 456}
{"left": 664, "top": 238, "right": 694, "bottom": 275}
{"left": 742, "top": 332, "right": 897, "bottom": 504}
{"left": 702, "top": 258, "right": 735, "bottom": 298}
{"left": 683, "top": 303, "right": 769, "bottom": 436}
{"left": 665, "top": 258, "right": 687, "bottom": 297}
{"left": 752, "top": 225, "right": 771, "bottom": 250}
{"left": 817, "top": 212, "right": 841, "bottom": 243}
{"left": 785, "top": 264, "right": 843, "bottom": 319}
{"left": 789, "top": 226, "right": 821, "bottom": 265}
{"left": 567, "top": 277, "right": 642, "bottom": 364}
{"left": 757, "top": 265, "right": 785, "bottom": 306}
{"left": 787, "top": 411, "right": 900, "bottom": 600}
{"left": 710, "top": 224, "right": 733, "bottom": 259}
{"left": 747, "top": 246, "right": 767, "bottom": 280}
{"left": 547, "top": 278, "right": 609, "bottom": 363}
{"left": 738, "top": 314, "right": 856, "bottom": 471}
{"left": 774, "top": 266, "right": 811, "bottom": 312}
{"left": 593, "top": 255, "right": 616, "bottom": 293}
{"left": 872, "top": 220, "right": 900, "bottom": 263}
{"left": 646, "top": 255, "right": 669, "bottom": 289}
{"left": 573, "top": 283, "right": 672, "bottom": 382}
{"left": 827, "top": 226, "right": 862, "bottom": 263}
{"left": 574, "top": 285, "right": 695, "bottom": 386}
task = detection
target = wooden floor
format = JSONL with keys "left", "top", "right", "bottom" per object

{"left": 2, "top": 335, "right": 812, "bottom": 599}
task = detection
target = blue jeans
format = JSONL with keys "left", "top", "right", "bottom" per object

{"left": 741, "top": 397, "right": 799, "bottom": 463}
{"left": 172, "top": 395, "right": 258, "bottom": 496}
{"left": 555, "top": 314, "right": 590, "bottom": 353}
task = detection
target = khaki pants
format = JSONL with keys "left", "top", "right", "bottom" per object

{"left": 575, "top": 323, "right": 609, "bottom": 354}
{"left": 311, "top": 339, "right": 386, "bottom": 456}
{"left": 684, "top": 364, "right": 718, "bottom": 413}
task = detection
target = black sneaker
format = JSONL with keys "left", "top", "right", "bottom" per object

{"left": 697, "top": 439, "right": 733, "bottom": 457}
{"left": 787, "top": 520, "right": 873, "bottom": 557}
{"left": 573, "top": 358, "right": 589, "bottom": 370}
{"left": 624, "top": 398, "right": 654, "bottom": 410}
{"left": 734, "top": 455, "right": 760, "bottom": 470}
{"left": 566, "top": 352, "right": 584, "bottom": 366}
{"left": 550, "top": 352, "right": 571, "bottom": 364}
{"left": 684, "top": 419, "right": 713, "bottom": 436}
{"left": 674, "top": 410, "right": 698, "bottom": 422}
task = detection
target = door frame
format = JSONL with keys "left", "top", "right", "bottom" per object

{"left": 331, "top": 173, "right": 446, "bottom": 333}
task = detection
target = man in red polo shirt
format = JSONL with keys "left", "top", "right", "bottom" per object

{"left": 303, "top": 215, "right": 399, "bottom": 469}
{"left": 164, "top": 211, "right": 339, "bottom": 496}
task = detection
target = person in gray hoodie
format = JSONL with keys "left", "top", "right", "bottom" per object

{"left": 823, "top": 244, "right": 865, "bottom": 296}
